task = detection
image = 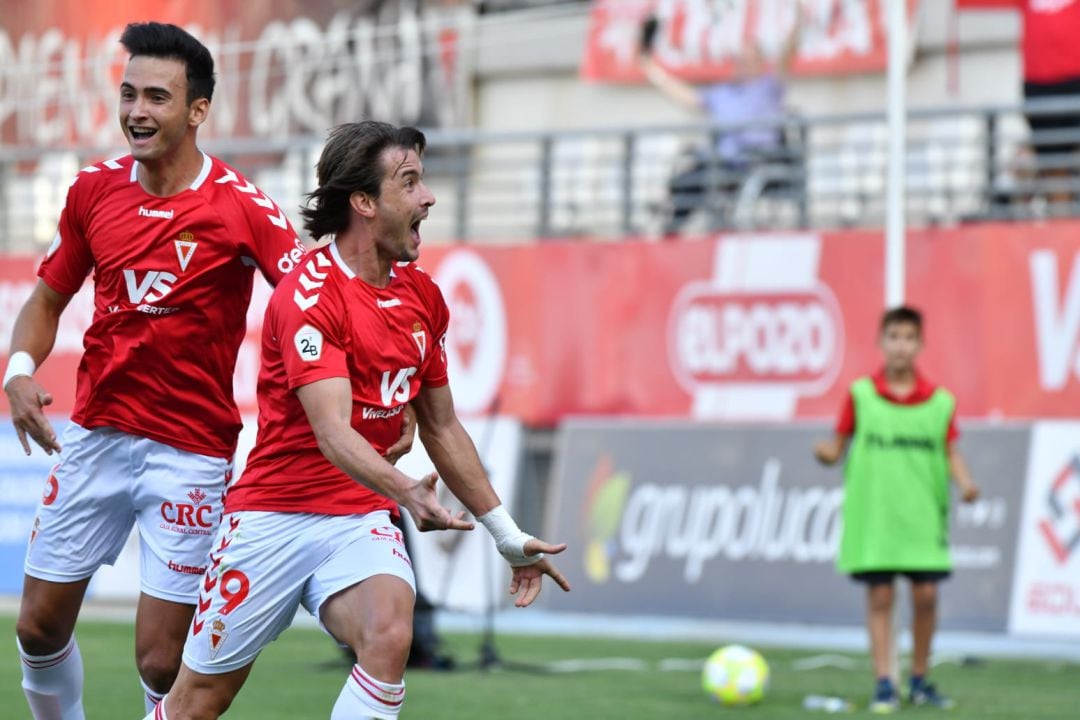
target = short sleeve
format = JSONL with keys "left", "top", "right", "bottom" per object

{"left": 38, "top": 178, "right": 93, "bottom": 295}
{"left": 229, "top": 170, "right": 308, "bottom": 287}
{"left": 835, "top": 390, "right": 855, "bottom": 436}
{"left": 946, "top": 409, "right": 960, "bottom": 444}
{"left": 420, "top": 276, "right": 450, "bottom": 388}
{"left": 270, "top": 286, "right": 350, "bottom": 391}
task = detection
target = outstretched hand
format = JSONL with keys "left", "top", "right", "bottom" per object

{"left": 508, "top": 538, "right": 571, "bottom": 608}
{"left": 5, "top": 376, "right": 60, "bottom": 456}
{"left": 404, "top": 472, "right": 475, "bottom": 533}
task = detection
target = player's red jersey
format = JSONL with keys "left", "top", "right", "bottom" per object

{"left": 225, "top": 242, "right": 450, "bottom": 515}
{"left": 38, "top": 154, "right": 305, "bottom": 458}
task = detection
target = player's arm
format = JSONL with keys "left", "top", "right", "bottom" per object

{"left": 295, "top": 377, "right": 471, "bottom": 532}
{"left": 947, "top": 444, "right": 979, "bottom": 502}
{"left": 412, "top": 382, "right": 571, "bottom": 607}
{"left": 4, "top": 281, "right": 74, "bottom": 455}
{"left": 383, "top": 403, "right": 416, "bottom": 466}
{"left": 815, "top": 388, "right": 855, "bottom": 465}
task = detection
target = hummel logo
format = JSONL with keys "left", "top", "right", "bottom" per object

{"left": 188, "top": 488, "right": 207, "bottom": 505}
{"left": 138, "top": 206, "right": 174, "bottom": 219}
{"left": 377, "top": 298, "right": 402, "bottom": 308}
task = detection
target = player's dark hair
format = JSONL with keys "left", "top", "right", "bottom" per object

{"left": 302, "top": 121, "right": 427, "bottom": 240}
{"left": 880, "top": 305, "right": 923, "bottom": 335}
{"left": 119, "top": 22, "right": 215, "bottom": 104}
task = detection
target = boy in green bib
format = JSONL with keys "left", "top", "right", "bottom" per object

{"left": 815, "top": 306, "right": 979, "bottom": 714}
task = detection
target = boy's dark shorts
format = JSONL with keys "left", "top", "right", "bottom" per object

{"left": 850, "top": 570, "right": 951, "bottom": 585}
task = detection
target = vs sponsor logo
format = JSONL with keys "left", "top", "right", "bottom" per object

{"left": 1037, "top": 455, "right": 1080, "bottom": 565}
{"left": 380, "top": 367, "right": 417, "bottom": 407}
{"left": 123, "top": 269, "right": 176, "bottom": 304}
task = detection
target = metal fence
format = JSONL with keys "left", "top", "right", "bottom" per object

{"left": 3, "top": 97, "right": 1080, "bottom": 250}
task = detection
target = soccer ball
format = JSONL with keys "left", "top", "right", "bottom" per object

{"left": 701, "top": 644, "right": 769, "bottom": 706}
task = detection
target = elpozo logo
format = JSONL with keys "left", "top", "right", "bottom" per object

{"left": 667, "top": 285, "right": 843, "bottom": 395}
{"left": 664, "top": 236, "right": 844, "bottom": 414}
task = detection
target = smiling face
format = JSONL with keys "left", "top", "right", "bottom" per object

{"left": 369, "top": 146, "right": 436, "bottom": 263}
{"left": 119, "top": 55, "right": 207, "bottom": 163}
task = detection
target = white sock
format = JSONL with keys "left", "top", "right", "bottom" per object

{"left": 140, "top": 677, "right": 166, "bottom": 713}
{"left": 139, "top": 693, "right": 169, "bottom": 720}
{"left": 17, "top": 635, "right": 85, "bottom": 720}
{"left": 331, "top": 664, "right": 405, "bottom": 720}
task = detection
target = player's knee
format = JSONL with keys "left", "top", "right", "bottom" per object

{"left": 15, "top": 614, "right": 69, "bottom": 656}
{"left": 137, "top": 649, "right": 182, "bottom": 693}
{"left": 364, "top": 615, "right": 413, "bottom": 664}
{"left": 912, "top": 585, "right": 938, "bottom": 613}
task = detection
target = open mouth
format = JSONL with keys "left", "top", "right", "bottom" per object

{"left": 129, "top": 127, "right": 158, "bottom": 142}
{"left": 410, "top": 219, "right": 422, "bottom": 243}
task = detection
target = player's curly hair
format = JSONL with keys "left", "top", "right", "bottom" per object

{"left": 302, "top": 121, "right": 428, "bottom": 240}
{"left": 119, "top": 22, "right": 215, "bottom": 104}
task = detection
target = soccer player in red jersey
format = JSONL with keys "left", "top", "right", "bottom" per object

{"left": 1, "top": 23, "right": 330, "bottom": 720}
{"left": 146, "top": 121, "right": 571, "bottom": 720}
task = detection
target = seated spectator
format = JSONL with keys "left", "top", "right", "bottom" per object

{"left": 639, "top": 10, "right": 801, "bottom": 236}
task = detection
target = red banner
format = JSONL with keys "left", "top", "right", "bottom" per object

{"left": 5, "top": 222, "right": 1080, "bottom": 424}
{"left": 0, "top": 0, "right": 464, "bottom": 147}
{"left": 581, "top": 0, "right": 919, "bottom": 83}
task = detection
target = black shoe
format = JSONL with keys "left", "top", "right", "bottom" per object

{"left": 407, "top": 651, "right": 455, "bottom": 671}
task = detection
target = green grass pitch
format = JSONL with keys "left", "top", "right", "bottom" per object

{"left": 1, "top": 617, "right": 1077, "bottom": 718}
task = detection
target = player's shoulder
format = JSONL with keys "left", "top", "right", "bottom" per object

{"left": 200, "top": 155, "right": 285, "bottom": 216}
{"left": 269, "top": 244, "right": 343, "bottom": 317}
{"left": 68, "top": 155, "right": 135, "bottom": 196}
{"left": 394, "top": 261, "right": 442, "bottom": 298}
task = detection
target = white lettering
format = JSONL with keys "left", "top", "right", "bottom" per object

{"left": 379, "top": 367, "right": 417, "bottom": 407}
{"left": 675, "top": 299, "right": 836, "bottom": 380}
{"left": 137, "top": 205, "right": 174, "bottom": 219}
{"left": 1030, "top": 250, "right": 1080, "bottom": 390}
{"left": 123, "top": 269, "right": 177, "bottom": 304}
{"left": 613, "top": 460, "right": 843, "bottom": 583}
{"left": 362, "top": 405, "right": 407, "bottom": 420}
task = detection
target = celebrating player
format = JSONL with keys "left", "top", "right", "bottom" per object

{"left": 3, "top": 22, "right": 313, "bottom": 719}
{"left": 146, "top": 121, "right": 571, "bottom": 720}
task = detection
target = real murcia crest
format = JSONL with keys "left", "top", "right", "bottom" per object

{"left": 175, "top": 232, "right": 197, "bottom": 272}
{"left": 411, "top": 322, "right": 426, "bottom": 361}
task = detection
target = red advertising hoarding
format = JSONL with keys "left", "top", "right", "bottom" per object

{"left": 4, "top": 222, "right": 1080, "bottom": 424}
{"left": 581, "top": 0, "right": 919, "bottom": 83}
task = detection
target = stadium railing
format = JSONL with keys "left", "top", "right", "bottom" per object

{"left": 4, "top": 96, "right": 1080, "bottom": 249}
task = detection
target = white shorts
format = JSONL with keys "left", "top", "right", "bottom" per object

{"left": 24, "top": 422, "right": 231, "bottom": 604}
{"left": 183, "top": 509, "right": 416, "bottom": 674}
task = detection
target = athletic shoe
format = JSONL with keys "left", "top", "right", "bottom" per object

{"left": 870, "top": 678, "right": 900, "bottom": 714}
{"left": 910, "top": 678, "right": 956, "bottom": 709}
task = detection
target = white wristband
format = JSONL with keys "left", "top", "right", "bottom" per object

{"left": 3, "top": 351, "right": 36, "bottom": 390}
{"left": 478, "top": 505, "right": 541, "bottom": 567}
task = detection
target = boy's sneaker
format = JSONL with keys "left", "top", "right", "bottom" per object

{"left": 909, "top": 678, "right": 956, "bottom": 709}
{"left": 870, "top": 678, "right": 900, "bottom": 714}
